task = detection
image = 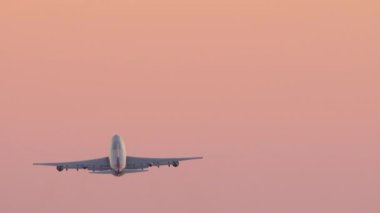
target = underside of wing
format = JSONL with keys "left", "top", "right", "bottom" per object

{"left": 33, "top": 157, "right": 111, "bottom": 171}
{"left": 126, "top": 156, "right": 203, "bottom": 169}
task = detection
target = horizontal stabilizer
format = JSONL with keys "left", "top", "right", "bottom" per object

{"left": 89, "top": 169, "right": 148, "bottom": 175}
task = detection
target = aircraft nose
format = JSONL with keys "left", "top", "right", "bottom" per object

{"left": 112, "top": 134, "right": 121, "bottom": 141}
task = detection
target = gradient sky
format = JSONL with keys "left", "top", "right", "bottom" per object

{"left": 1, "top": 0, "right": 379, "bottom": 212}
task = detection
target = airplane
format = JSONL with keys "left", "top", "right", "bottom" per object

{"left": 33, "top": 134, "right": 203, "bottom": 176}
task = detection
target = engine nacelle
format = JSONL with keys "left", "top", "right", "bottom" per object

{"left": 172, "top": 161, "right": 179, "bottom": 167}
{"left": 56, "top": 165, "right": 64, "bottom": 172}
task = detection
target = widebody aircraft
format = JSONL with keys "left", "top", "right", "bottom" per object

{"left": 33, "top": 134, "right": 202, "bottom": 176}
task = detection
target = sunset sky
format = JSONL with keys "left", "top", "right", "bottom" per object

{"left": 0, "top": 0, "right": 379, "bottom": 212}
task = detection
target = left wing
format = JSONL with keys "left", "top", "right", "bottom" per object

{"left": 126, "top": 156, "right": 203, "bottom": 169}
{"left": 33, "top": 157, "right": 111, "bottom": 171}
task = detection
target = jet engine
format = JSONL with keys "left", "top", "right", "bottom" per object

{"left": 172, "top": 161, "right": 179, "bottom": 167}
{"left": 56, "top": 165, "right": 64, "bottom": 172}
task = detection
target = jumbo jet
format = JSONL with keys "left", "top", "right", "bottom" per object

{"left": 33, "top": 134, "right": 202, "bottom": 176}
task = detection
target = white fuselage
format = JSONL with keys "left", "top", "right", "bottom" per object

{"left": 109, "top": 135, "right": 127, "bottom": 173}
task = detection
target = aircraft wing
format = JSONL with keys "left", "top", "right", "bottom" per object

{"left": 33, "top": 157, "right": 111, "bottom": 171}
{"left": 126, "top": 156, "right": 203, "bottom": 169}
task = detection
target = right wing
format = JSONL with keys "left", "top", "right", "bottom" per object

{"left": 126, "top": 156, "right": 203, "bottom": 169}
{"left": 33, "top": 157, "right": 111, "bottom": 171}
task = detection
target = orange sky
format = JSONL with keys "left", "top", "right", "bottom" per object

{"left": 0, "top": 0, "right": 379, "bottom": 212}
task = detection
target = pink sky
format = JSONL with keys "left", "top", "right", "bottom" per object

{"left": 0, "top": 0, "right": 379, "bottom": 212}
